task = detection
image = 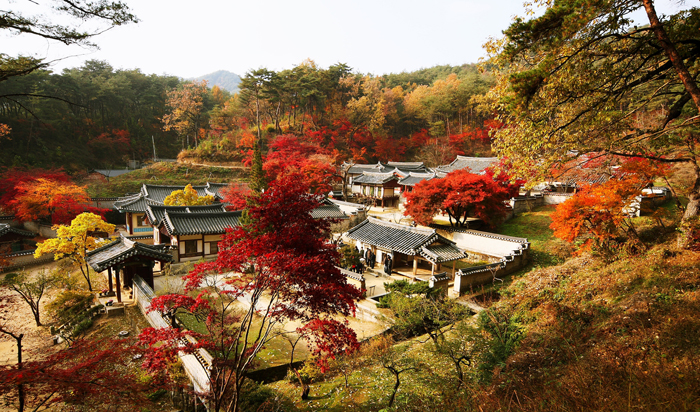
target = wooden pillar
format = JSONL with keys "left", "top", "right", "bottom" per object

{"left": 413, "top": 258, "right": 418, "bottom": 277}
{"left": 202, "top": 234, "right": 205, "bottom": 258}
{"left": 452, "top": 261, "right": 456, "bottom": 280}
{"left": 176, "top": 235, "right": 180, "bottom": 262}
{"left": 115, "top": 269, "right": 122, "bottom": 303}
{"left": 431, "top": 262, "right": 435, "bottom": 275}
{"left": 108, "top": 267, "right": 113, "bottom": 293}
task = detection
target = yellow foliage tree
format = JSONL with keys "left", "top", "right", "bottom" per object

{"left": 163, "top": 184, "right": 214, "bottom": 206}
{"left": 35, "top": 212, "right": 115, "bottom": 291}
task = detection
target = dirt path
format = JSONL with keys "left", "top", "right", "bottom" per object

{"left": 0, "top": 281, "right": 55, "bottom": 366}
{"left": 177, "top": 159, "right": 248, "bottom": 170}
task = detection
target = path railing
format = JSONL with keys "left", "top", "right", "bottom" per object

{"left": 132, "top": 276, "right": 212, "bottom": 394}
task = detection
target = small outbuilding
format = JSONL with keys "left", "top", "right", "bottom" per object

{"left": 86, "top": 236, "right": 173, "bottom": 302}
{"left": 346, "top": 217, "right": 468, "bottom": 280}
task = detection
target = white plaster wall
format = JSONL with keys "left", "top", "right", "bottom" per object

{"left": 452, "top": 232, "right": 526, "bottom": 257}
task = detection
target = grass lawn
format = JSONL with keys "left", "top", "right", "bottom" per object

{"left": 497, "top": 205, "right": 571, "bottom": 268}
{"left": 174, "top": 307, "right": 311, "bottom": 369}
{"left": 85, "top": 161, "right": 248, "bottom": 197}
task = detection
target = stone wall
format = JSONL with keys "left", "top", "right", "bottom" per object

{"left": 435, "top": 229, "right": 530, "bottom": 297}
{"left": 543, "top": 192, "right": 574, "bottom": 205}
{"left": 1, "top": 250, "right": 55, "bottom": 273}
{"left": 89, "top": 198, "right": 118, "bottom": 210}
{"left": 339, "top": 267, "right": 366, "bottom": 297}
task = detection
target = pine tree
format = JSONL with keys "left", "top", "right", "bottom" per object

{"left": 249, "top": 141, "right": 267, "bottom": 194}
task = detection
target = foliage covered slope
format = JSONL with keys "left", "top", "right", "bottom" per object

{"left": 477, "top": 244, "right": 700, "bottom": 411}
{"left": 85, "top": 162, "right": 248, "bottom": 198}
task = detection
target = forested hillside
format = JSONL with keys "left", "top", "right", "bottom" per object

{"left": 181, "top": 60, "right": 495, "bottom": 167}
{"left": 0, "top": 61, "right": 189, "bottom": 170}
{"left": 0, "top": 60, "right": 494, "bottom": 172}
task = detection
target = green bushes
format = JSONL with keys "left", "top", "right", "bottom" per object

{"left": 47, "top": 290, "right": 100, "bottom": 337}
{"left": 47, "top": 290, "right": 94, "bottom": 325}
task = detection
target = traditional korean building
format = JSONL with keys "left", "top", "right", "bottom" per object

{"left": 397, "top": 171, "right": 441, "bottom": 193}
{"left": 352, "top": 172, "right": 403, "bottom": 208}
{"left": 152, "top": 210, "right": 243, "bottom": 264}
{"left": 113, "top": 183, "right": 227, "bottom": 236}
{"left": 0, "top": 223, "right": 35, "bottom": 253}
{"left": 311, "top": 199, "right": 350, "bottom": 220}
{"left": 86, "top": 236, "right": 173, "bottom": 301}
{"left": 346, "top": 217, "right": 468, "bottom": 279}
{"left": 344, "top": 161, "right": 429, "bottom": 196}
{"left": 434, "top": 156, "right": 499, "bottom": 175}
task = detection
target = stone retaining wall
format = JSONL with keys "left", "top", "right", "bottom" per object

{"left": 1, "top": 250, "right": 54, "bottom": 273}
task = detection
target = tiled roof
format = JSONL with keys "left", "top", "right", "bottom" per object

{"left": 311, "top": 205, "right": 348, "bottom": 220}
{"left": 386, "top": 161, "right": 425, "bottom": 168}
{"left": 347, "top": 163, "right": 385, "bottom": 174}
{"left": 114, "top": 183, "right": 227, "bottom": 213}
{"left": 113, "top": 193, "right": 155, "bottom": 213}
{"left": 420, "top": 242, "right": 468, "bottom": 263}
{"left": 145, "top": 204, "right": 227, "bottom": 226}
{"left": 142, "top": 185, "right": 211, "bottom": 204}
{"left": 346, "top": 217, "right": 467, "bottom": 263}
{"left": 328, "top": 198, "right": 365, "bottom": 210}
{"left": 0, "top": 223, "right": 34, "bottom": 238}
{"left": 352, "top": 172, "right": 398, "bottom": 185}
{"left": 346, "top": 162, "right": 430, "bottom": 175}
{"left": 91, "top": 169, "right": 134, "bottom": 178}
{"left": 162, "top": 211, "right": 243, "bottom": 236}
{"left": 435, "top": 156, "right": 499, "bottom": 175}
{"left": 398, "top": 172, "right": 438, "bottom": 187}
{"left": 86, "top": 236, "right": 172, "bottom": 272}
{"left": 205, "top": 183, "right": 228, "bottom": 199}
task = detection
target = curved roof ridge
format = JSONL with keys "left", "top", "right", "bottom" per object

{"left": 366, "top": 216, "right": 435, "bottom": 236}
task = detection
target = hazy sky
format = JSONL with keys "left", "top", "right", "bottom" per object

{"left": 2, "top": 0, "right": 687, "bottom": 78}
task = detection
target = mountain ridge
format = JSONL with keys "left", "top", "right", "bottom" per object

{"left": 192, "top": 70, "right": 241, "bottom": 93}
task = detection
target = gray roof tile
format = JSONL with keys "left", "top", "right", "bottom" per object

{"left": 0, "top": 223, "right": 34, "bottom": 238}
{"left": 145, "top": 204, "right": 228, "bottom": 226}
{"left": 163, "top": 210, "right": 243, "bottom": 236}
{"left": 114, "top": 183, "right": 228, "bottom": 213}
{"left": 311, "top": 205, "right": 348, "bottom": 220}
{"left": 435, "top": 156, "right": 498, "bottom": 175}
{"left": 352, "top": 172, "right": 398, "bottom": 185}
{"left": 346, "top": 217, "right": 467, "bottom": 263}
{"left": 86, "top": 236, "right": 172, "bottom": 272}
{"left": 398, "top": 172, "right": 438, "bottom": 186}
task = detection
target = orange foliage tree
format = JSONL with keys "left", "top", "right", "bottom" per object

{"left": 551, "top": 157, "right": 670, "bottom": 256}
{"left": 9, "top": 178, "right": 95, "bottom": 224}
{"left": 550, "top": 178, "right": 646, "bottom": 256}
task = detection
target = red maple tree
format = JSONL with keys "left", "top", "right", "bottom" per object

{"left": 404, "top": 170, "right": 511, "bottom": 228}
{"left": 0, "top": 168, "right": 105, "bottom": 224}
{"left": 263, "top": 134, "right": 339, "bottom": 194}
{"left": 0, "top": 296, "right": 159, "bottom": 412}
{"left": 0, "top": 168, "right": 71, "bottom": 215}
{"left": 138, "top": 176, "right": 362, "bottom": 412}
{"left": 220, "top": 183, "right": 251, "bottom": 210}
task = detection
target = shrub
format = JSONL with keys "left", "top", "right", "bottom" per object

{"left": 47, "top": 290, "right": 94, "bottom": 325}
{"left": 72, "top": 316, "right": 94, "bottom": 336}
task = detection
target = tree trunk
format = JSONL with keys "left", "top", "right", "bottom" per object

{"left": 683, "top": 162, "right": 700, "bottom": 220}
{"left": 31, "top": 305, "right": 40, "bottom": 327}
{"left": 388, "top": 370, "right": 400, "bottom": 408}
{"left": 16, "top": 333, "right": 24, "bottom": 412}
{"left": 293, "top": 368, "right": 310, "bottom": 400}
{"left": 643, "top": 0, "right": 700, "bottom": 111}
{"left": 82, "top": 263, "right": 93, "bottom": 292}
